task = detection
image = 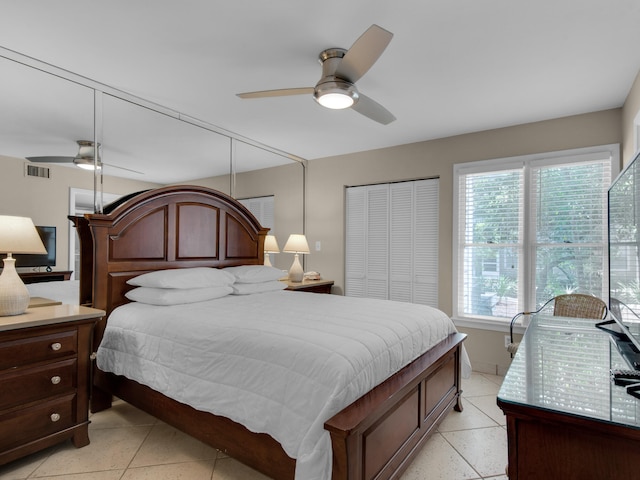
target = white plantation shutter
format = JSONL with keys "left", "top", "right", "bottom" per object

{"left": 239, "top": 196, "right": 274, "bottom": 230}
{"left": 346, "top": 179, "right": 439, "bottom": 306}
{"left": 453, "top": 145, "right": 617, "bottom": 323}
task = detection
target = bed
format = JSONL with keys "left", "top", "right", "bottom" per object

{"left": 70, "top": 185, "right": 469, "bottom": 480}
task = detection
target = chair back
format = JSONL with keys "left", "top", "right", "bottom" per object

{"left": 553, "top": 294, "right": 607, "bottom": 320}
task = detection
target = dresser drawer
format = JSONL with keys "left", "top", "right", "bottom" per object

{"left": 0, "top": 329, "right": 77, "bottom": 370}
{"left": 0, "top": 358, "right": 76, "bottom": 410}
{"left": 0, "top": 393, "right": 75, "bottom": 452}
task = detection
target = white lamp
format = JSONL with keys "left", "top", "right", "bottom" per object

{"left": 283, "top": 234, "right": 310, "bottom": 282}
{"left": 0, "top": 216, "right": 47, "bottom": 316}
{"left": 264, "top": 235, "right": 280, "bottom": 267}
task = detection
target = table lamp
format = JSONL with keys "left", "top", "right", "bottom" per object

{"left": 283, "top": 234, "right": 309, "bottom": 282}
{"left": 264, "top": 235, "right": 280, "bottom": 267}
{"left": 0, "top": 216, "right": 47, "bottom": 316}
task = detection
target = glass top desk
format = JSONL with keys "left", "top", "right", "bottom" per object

{"left": 497, "top": 314, "right": 640, "bottom": 479}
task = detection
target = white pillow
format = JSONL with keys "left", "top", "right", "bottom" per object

{"left": 231, "top": 281, "right": 287, "bottom": 295}
{"left": 223, "top": 265, "right": 285, "bottom": 284}
{"left": 125, "top": 286, "right": 233, "bottom": 305}
{"left": 127, "top": 267, "right": 235, "bottom": 289}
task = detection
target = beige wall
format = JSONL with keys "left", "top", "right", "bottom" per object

{"left": 0, "top": 155, "right": 160, "bottom": 273}
{"left": 304, "top": 108, "right": 622, "bottom": 374}
{"left": 622, "top": 68, "right": 640, "bottom": 165}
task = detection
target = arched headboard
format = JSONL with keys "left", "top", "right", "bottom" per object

{"left": 76, "top": 185, "right": 268, "bottom": 317}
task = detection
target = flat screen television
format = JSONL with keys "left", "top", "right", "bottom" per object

{"left": 607, "top": 150, "right": 640, "bottom": 368}
{"left": 1, "top": 225, "right": 56, "bottom": 269}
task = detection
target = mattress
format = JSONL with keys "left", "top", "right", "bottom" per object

{"left": 97, "top": 290, "right": 471, "bottom": 480}
{"left": 26, "top": 279, "right": 80, "bottom": 305}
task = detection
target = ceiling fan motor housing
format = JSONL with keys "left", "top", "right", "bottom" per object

{"left": 314, "top": 48, "right": 359, "bottom": 109}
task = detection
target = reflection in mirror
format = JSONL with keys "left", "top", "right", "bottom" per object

{"left": 232, "top": 142, "right": 306, "bottom": 271}
{"left": 1, "top": 49, "right": 307, "bottom": 276}
{"left": 0, "top": 56, "right": 94, "bottom": 161}
{"left": 102, "top": 94, "right": 233, "bottom": 187}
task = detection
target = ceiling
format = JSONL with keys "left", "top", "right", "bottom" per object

{"left": 1, "top": 1, "right": 640, "bottom": 184}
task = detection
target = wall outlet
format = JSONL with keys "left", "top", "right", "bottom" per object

{"left": 504, "top": 335, "right": 511, "bottom": 348}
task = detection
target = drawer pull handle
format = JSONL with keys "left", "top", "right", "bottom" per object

{"left": 50, "top": 342, "right": 62, "bottom": 351}
{"left": 50, "top": 413, "right": 61, "bottom": 422}
{"left": 51, "top": 376, "right": 61, "bottom": 385}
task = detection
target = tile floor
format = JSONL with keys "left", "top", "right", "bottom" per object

{"left": 0, "top": 372, "right": 507, "bottom": 480}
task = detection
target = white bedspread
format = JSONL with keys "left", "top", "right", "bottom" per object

{"left": 97, "top": 290, "right": 471, "bottom": 480}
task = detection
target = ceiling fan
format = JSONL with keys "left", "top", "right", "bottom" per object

{"left": 26, "top": 140, "right": 143, "bottom": 174}
{"left": 237, "top": 24, "right": 396, "bottom": 125}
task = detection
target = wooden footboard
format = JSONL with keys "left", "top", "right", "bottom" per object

{"left": 325, "top": 332, "right": 465, "bottom": 480}
{"left": 92, "top": 331, "right": 465, "bottom": 480}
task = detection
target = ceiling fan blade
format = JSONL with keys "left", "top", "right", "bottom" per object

{"left": 26, "top": 156, "right": 75, "bottom": 164}
{"left": 351, "top": 93, "right": 396, "bottom": 125}
{"left": 335, "top": 24, "right": 393, "bottom": 84}
{"left": 237, "top": 87, "right": 314, "bottom": 99}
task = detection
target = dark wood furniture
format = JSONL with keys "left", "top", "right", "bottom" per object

{"left": 284, "top": 278, "right": 334, "bottom": 293}
{"left": 0, "top": 305, "right": 103, "bottom": 465}
{"left": 18, "top": 271, "right": 73, "bottom": 284}
{"left": 73, "top": 185, "right": 466, "bottom": 480}
{"left": 497, "top": 315, "right": 640, "bottom": 479}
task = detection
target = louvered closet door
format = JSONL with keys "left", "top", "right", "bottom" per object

{"left": 413, "top": 179, "right": 439, "bottom": 306}
{"left": 345, "top": 179, "right": 439, "bottom": 306}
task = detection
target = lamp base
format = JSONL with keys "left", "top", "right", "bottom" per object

{"left": 288, "top": 253, "right": 304, "bottom": 282}
{"left": 264, "top": 254, "right": 272, "bottom": 267}
{"left": 0, "top": 256, "right": 30, "bottom": 316}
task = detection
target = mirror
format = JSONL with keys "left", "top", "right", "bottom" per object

{"left": 0, "top": 49, "right": 306, "bottom": 273}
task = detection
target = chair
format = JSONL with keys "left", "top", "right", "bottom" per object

{"left": 507, "top": 293, "right": 608, "bottom": 356}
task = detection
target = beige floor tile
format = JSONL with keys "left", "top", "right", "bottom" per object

{"left": 463, "top": 373, "right": 503, "bottom": 397}
{"left": 399, "top": 433, "right": 480, "bottom": 480}
{"left": 0, "top": 446, "right": 54, "bottom": 480}
{"left": 90, "top": 399, "right": 158, "bottom": 429}
{"left": 441, "top": 426, "right": 508, "bottom": 478}
{"left": 438, "top": 400, "right": 499, "bottom": 432}
{"left": 466, "top": 394, "right": 507, "bottom": 426}
{"left": 211, "top": 456, "right": 272, "bottom": 480}
{"left": 129, "top": 422, "right": 218, "bottom": 468}
{"left": 121, "top": 460, "right": 215, "bottom": 480}
{"left": 31, "top": 426, "right": 151, "bottom": 477}
{"left": 29, "top": 471, "right": 125, "bottom": 480}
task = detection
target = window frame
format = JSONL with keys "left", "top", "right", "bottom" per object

{"left": 452, "top": 144, "right": 620, "bottom": 331}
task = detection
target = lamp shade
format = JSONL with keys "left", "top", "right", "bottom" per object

{"left": 283, "top": 234, "right": 310, "bottom": 254}
{"left": 0, "top": 216, "right": 47, "bottom": 316}
{"left": 264, "top": 235, "right": 280, "bottom": 253}
{"left": 0, "top": 216, "right": 47, "bottom": 254}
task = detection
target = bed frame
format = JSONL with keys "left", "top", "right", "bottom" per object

{"left": 74, "top": 185, "right": 466, "bottom": 480}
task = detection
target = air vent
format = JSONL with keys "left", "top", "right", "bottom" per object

{"left": 25, "top": 164, "right": 50, "bottom": 179}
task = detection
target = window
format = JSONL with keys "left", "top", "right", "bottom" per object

{"left": 345, "top": 178, "right": 439, "bottom": 307}
{"left": 239, "top": 195, "right": 274, "bottom": 230}
{"left": 453, "top": 145, "right": 619, "bottom": 325}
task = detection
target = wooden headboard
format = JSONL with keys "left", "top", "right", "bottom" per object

{"left": 72, "top": 185, "right": 268, "bottom": 319}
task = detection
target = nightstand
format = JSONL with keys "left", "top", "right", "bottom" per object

{"left": 283, "top": 278, "right": 334, "bottom": 294}
{"left": 0, "top": 304, "right": 104, "bottom": 466}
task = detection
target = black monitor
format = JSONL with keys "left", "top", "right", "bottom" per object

{"left": 2, "top": 225, "right": 57, "bottom": 269}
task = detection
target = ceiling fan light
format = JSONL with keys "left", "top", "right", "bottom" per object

{"left": 314, "top": 80, "right": 359, "bottom": 110}
{"left": 318, "top": 92, "right": 354, "bottom": 109}
{"left": 74, "top": 158, "right": 102, "bottom": 171}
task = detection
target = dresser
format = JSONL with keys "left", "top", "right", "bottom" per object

{"left": 0, "top": 305, "right": 104, "bottom": 465}
{"left": 497, "top": 315, "right": 640, "bottom": 479}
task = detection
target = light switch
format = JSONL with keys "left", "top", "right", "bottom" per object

{"left": 315, "top": 241, "right": 321, "bottom": 251}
